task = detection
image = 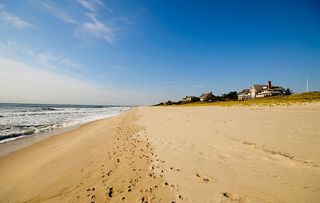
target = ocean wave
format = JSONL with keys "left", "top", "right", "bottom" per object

{"left": 0, "top": 105, "right": 130, "bottom": 144}
{"left": 41, "top": 107, "right": 58, "bottom": 111}
{"left": 0, "top": 108, "right": 115, "bottom": 117}
{"left": 0, "top": 129, "right": 36, "bottom": 141}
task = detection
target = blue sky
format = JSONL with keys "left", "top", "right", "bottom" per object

{"left": 0, "top": 0, "right": 319, "bottom": 105}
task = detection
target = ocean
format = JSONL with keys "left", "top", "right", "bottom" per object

{"left": 0, "top": 103, "right": 130, "bottom": 143}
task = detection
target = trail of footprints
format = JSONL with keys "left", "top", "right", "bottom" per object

{"left": 195, "top": 173, "right": 210, "bottom": 183}
{"left": 73, "top": 117, "right": 185, "bottom": 202}
{"left": 72, "top": 116, "right": 238, "bottom": 202}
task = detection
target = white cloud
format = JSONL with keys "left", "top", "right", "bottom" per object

{"left": 80, "top": 13, "right": 114, "bottom": 44}
{"left": 40, "top": 2, "right": 114, "bottom": 44}
{"left": 30, "top": 50, "right": 83, "bottom": 71}
{"left": 0, "top": 57, "right": 146, "bottom": 105}
{"left": 41, "top": 2, "right": 77, "bottom": 24}
{"left": 57, "top": 57, "right": 83, "bottom": 70}
{"left": 0, "top": 41, "right": 84, "bottom": 71}
{"left": 77, "top": 0, "right": 95, "bottom": 11}
{"left": 93, "top": 0, "right": 106, "bottom": 8}
{"left": 0, "top": 5, "right": 33, "bottom": 29}
{"left": 77, "top": 0, "right": 112, "bottom": 12}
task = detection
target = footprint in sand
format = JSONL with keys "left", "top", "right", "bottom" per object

{"left": 169, "top": 167, "right": 181, "bottom": 172}
{"left": 140, "top": 196, "right": 147, "bottom": 203}
{"left": 210, "top": 192, "right": 249, "bottom": 203}
{"left": 86, "top": 188, "right": 96, "bottom": 201}
{"left": 108, "top": 187, "right": 113, "bottom": 198}
{"left": 195, "top": 173, "right": 211, "bottom": 183}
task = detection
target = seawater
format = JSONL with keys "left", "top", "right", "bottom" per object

{"left": 0, "top": 103, "right": 130, "bottom": 143}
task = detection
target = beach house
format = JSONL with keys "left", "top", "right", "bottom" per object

{"left": 237, "top": 89, "right": 251, "bottom": 101}
{"left": 183, "top": 96, "right": 200, "bottom": 102}
{"left": 250, "top": 84, "right": 268, "bottom": 98}
{"left": 238, "top": 81, "right": 285, "bottom": 100}
{"left": 199, "top": 92, "right": 215, "bottom": 102}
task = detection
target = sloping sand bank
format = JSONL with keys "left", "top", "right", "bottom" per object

{"left": 0, "top": 104, "right": 320, "bottom": 202}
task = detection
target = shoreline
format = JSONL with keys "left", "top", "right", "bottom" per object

{"left": 0, "top": 125, "right": 78, "bottom": 157}
{"left": 1, "top": 104, "right": 319, "bottom": 202}
{"left": 0, "top": 109, "right": 129, "bottom": 157}
{"left": 0, "top": 109, "right": 176, "bottom": 202}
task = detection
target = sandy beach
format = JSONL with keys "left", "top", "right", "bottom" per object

{"left": 0, "top": 104, "right": 320, "bottom": 202}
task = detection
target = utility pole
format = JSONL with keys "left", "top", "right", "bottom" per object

{"left": 306, "top": 78, "right": 309, "bottom": 92}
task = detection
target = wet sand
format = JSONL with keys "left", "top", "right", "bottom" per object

{"left": 0, "top": 104, "right": 320, "bottom": 202}
{"left": 0, "top": 126, "right": 78, "bottom": 157}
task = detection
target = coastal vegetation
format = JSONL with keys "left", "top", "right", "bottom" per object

{"left": 155, "top": 91, "right": 320, "bottom": 107}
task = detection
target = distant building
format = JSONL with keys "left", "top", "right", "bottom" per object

{"left": 199, "top": 92, "right": 215, "bottom": 102}
{"left": 239, "top": 81, "right": 285, "bottom": 100}
{"left": 182, "top": 96, "right": 200, "bottom": 102}
{"left": 250, "top": 84, "right": 268, "bottom": 98}
{"left": 237, "top": 89, "right": 251, "bottom": 101}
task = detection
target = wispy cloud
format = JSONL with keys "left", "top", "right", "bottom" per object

{"left": 41, "top": 2, "right": 77, "bottom": 24}
{"left": 41, "top": 1, "right": 114, "bottom": 44}
{"left": 0, "top": 40, "right": 84, "bottom": 71}
{"left": 76, "top": 0, "right": 115, "bottom": 44}
{"left": 77, "top": 0, "right": 96, "bottom": 11}
{"left": 0, "top": 57, "right": 147, "bottom": 105}
{"left": 30, "top": 50, "right": 84, "bottom": 71}
{"left": 77, "top": 0, "right": 112, "bottom": 13}
{"left": 80, "top": 13, "right": 114, "bottom": 44}
{"left": 0, "top": 4, "right": 33, "bottom": 29}
{"left": 57, "top": 57, "right": 83, "bottom": 70}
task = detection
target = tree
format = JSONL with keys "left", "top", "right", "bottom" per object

{"left": 154, "top": 102, "right": 164, "bottom": 106}
{"left": 284, "top": 88, "right": 293, "bottom": 95}
{"left": 165, "top": 100, "right": 173, "bottom": 105}
{"left": 221, "top": 91, "right": 238, "bottom": 100}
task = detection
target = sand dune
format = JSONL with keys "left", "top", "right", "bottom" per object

{"left": 0, "top": 104, "right": 319, "bottom": 202}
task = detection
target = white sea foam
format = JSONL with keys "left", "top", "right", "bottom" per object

{"left": 0, "top": 104, "right": 130, "bottom": 143}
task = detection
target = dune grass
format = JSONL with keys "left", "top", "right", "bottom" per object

{"left": 172, "top": 92, "right": 320, "bottom": 107}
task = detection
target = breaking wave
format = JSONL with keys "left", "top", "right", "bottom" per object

{"left": 0, "top": 104, "right": 130, "bottom": 143}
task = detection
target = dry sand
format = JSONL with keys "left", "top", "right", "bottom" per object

{"left": 1, "top": 104, "right": 320, "bottom": 202}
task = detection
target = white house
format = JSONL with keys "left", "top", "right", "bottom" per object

{"left": 238, "top": 81, "right": 284, "bottom": 100}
